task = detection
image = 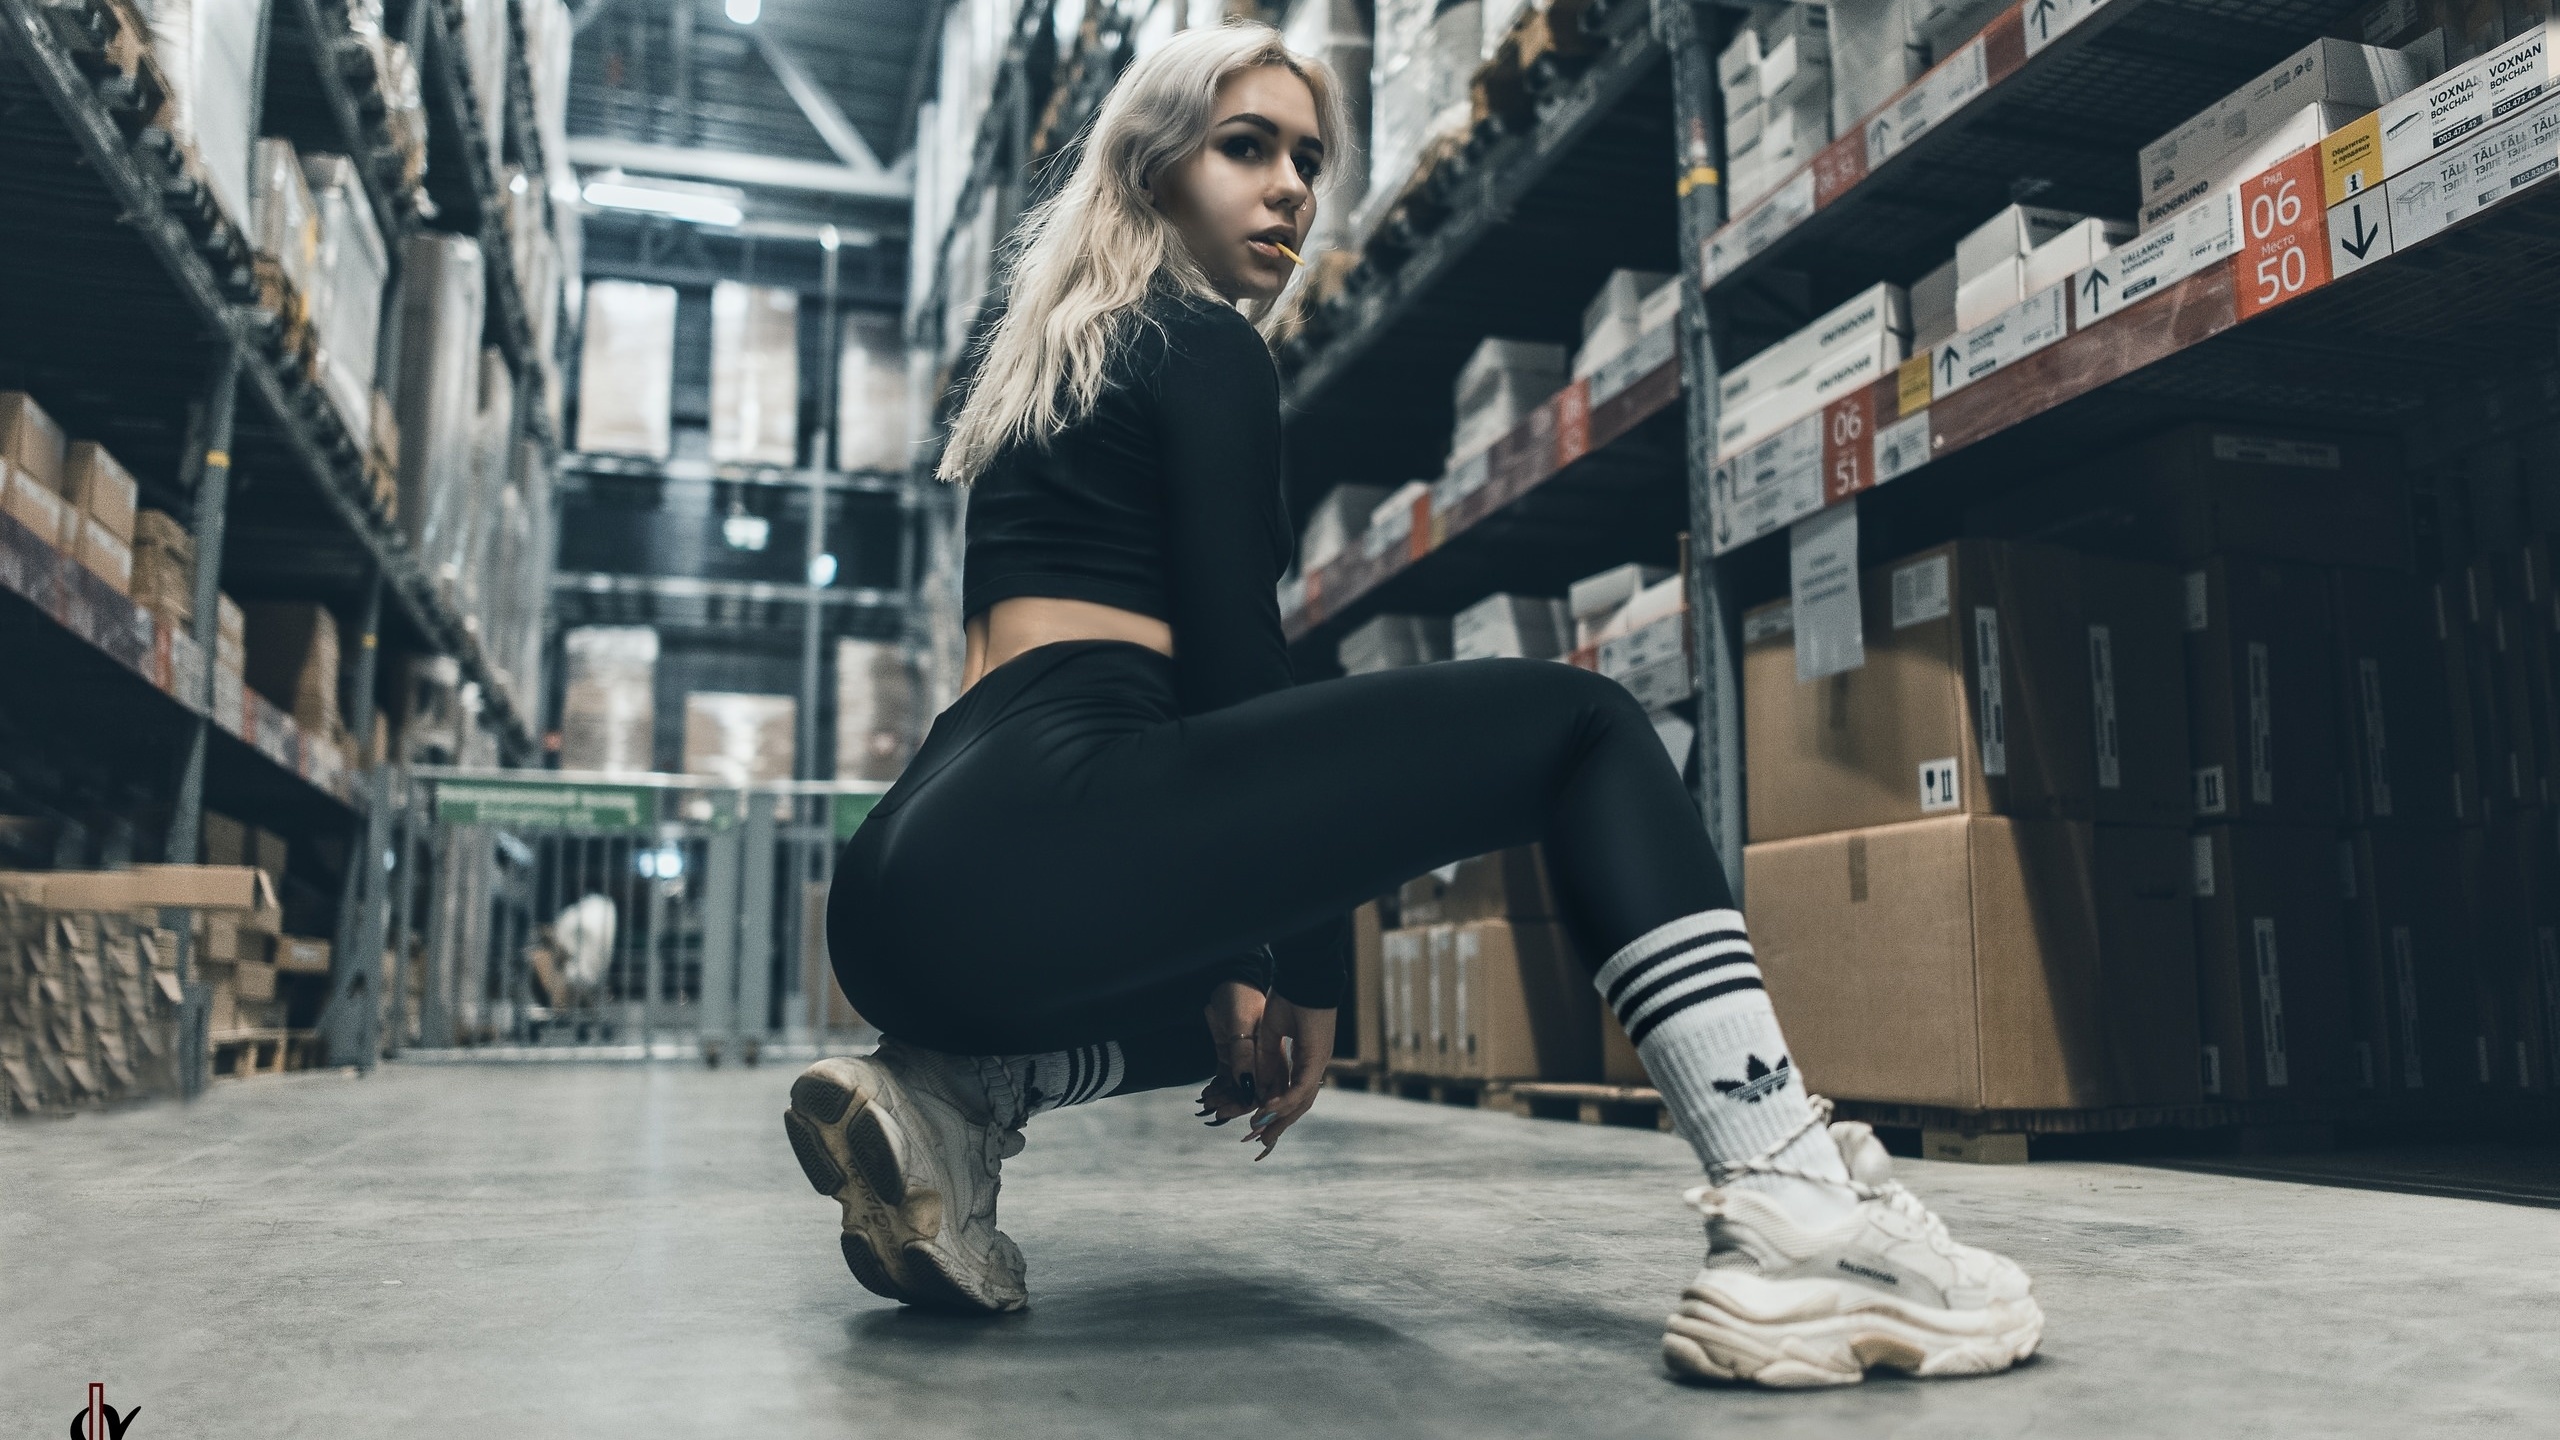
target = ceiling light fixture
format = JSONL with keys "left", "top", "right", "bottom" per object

{"left": 725, "top": 0, "right": 759, "bottom": 22}
{"left": 580, "top": 174, "right": 746, "bottom": 227}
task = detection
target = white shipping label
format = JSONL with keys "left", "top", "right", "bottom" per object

{"left": 1743, "top": 602, "right": 1795, "bottom": 643}
{"left": 2089, "top": 624, "right": 2122, "bottom": 790}
{"left": 2252, "top": 916, "right": 2290, "bottom": 1088}
{"left": 1933, "top": 285, "right": 2068, "bottom": 397}
{"left": 2246, "top": 641, "right": 2275, "bottom": 807}
{"left": 2393, "top": 925, "right": 2424, "bottom": 1091}
{"left": 1873, "top": 409, "right": 1933, "bottom": 484}
{"left": 2184, "top": 571, "right": 2210, "bottom": 631}
{"left": 2195, "top": 765, "right": 2229, "bottom": 816}
{"left": 1918, "top": 758, "right": 1961, "bottom": 813}
{"left": 1890, "top": 554, "right": 1952, "bottom": 628}
{"left": 2192, "top": 834, "right": 2217, "bottom": 897}
{"left": 1972, "top": 607, "right": 2008, "bottom": 778}
{"left": 1790, "top": 502, "right": 1866, "bottom": 683}
{"left": 1709, "top": 411, "right": 1825, "bottom": 555}
{"left": 2077, "top": 192, "right": 2237, "bottom": 325}
{"left": 2357, "top": 657, "right": 2393, "bottom": 817}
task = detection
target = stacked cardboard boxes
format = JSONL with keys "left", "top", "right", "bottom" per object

{"left": 1720, "top": 5, "right": 1831, "bottom": 206}
{"left": 1381, "top": 846, "right": 1600, "bottom": 1083}
{"left": 1742, "top": 535, "right": 2205, "bottom": 1112}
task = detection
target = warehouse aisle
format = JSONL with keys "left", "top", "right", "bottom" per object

{"left": 5, "top": 1065, "right": 2554, "bottom": 1438}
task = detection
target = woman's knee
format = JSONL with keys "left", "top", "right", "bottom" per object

{"left": 1466, "top": 655, "right": 1648, "bottom": 729}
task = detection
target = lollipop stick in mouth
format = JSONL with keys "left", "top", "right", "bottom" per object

{"left": 1274, "top": 240, "right": 1302, "bottom": 265}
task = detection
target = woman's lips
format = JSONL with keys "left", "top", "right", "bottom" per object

{"left": 1245, "top": 236, "right": 1299, "bottom": 265}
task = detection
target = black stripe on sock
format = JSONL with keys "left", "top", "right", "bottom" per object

{"left": 1077, "top": 1047, "right": 1106, "bottom": 1105}
{"left": 1063, "top": 1047, "right": 1088, "bottom": 1107}
{"left": 1616, "top": 956, "right": 1761, "bottom": 1030}
{"left": 1627, "top": 974, "right": 1766, "bottom": 1045}
{"left": 1602, "top": 929, "right": 1751, "bottom": 1010}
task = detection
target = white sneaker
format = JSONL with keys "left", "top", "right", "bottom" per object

{"left": 783, "top": 1040, "right": 1031, "bottom": 1313}
{"left": 1662, "top": 1112, "right": 2044, "bottom": 1387}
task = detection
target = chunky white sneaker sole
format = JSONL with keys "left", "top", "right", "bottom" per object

{"left": 783, "top": 1057, "right": 1027, "bottom": 1313}
{"left": 1662, "top": 1269, "right": 2043, "bottom": 1388}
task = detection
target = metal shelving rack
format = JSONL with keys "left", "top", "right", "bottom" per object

{"left": 0, "top": 0, "right": 571, "bottom": 1080}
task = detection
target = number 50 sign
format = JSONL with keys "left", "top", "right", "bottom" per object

{"left": 2234, "top": 148, "right": 2333, "bottom": 321}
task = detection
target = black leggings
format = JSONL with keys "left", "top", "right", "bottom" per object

{"left": 828, "top": 639, "right": 1733, "bottom": 1089}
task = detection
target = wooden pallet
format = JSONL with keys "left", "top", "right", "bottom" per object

{"left": 1328, "top": 1061, "right": 1677, "bottom": 1134}
{"left": 208, "top": 1028, "right": 322, "bottom": 1079}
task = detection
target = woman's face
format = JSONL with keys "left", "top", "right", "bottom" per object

{"left": 1148, "top": 65, "right": 1324, "bottom": 304}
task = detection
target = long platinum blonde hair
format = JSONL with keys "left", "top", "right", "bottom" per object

{"left": 935, "top": 21, "right": 1351, "bottom": 485}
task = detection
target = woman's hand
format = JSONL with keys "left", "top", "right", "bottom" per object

{"left": 1196, "top": 981, "right": 1333, "bottom": 1160}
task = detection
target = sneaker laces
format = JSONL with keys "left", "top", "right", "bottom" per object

{"left": 1682, "top": 1095, "right": 1960, "bottom": 1259}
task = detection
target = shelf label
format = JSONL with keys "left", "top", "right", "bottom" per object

{"left": 2327, "top": 190, "right": 2395, "bottom": 279}
{"left": 1873, "top": 409, "right": 1934, "bottom": 485}
{"left": 2390, "top": 90, "right": 2560, "bottom": 253}
{"left": 2322, "top": 110, "right": 2385, "bottom": 206}
{"left": 2077, "top": 189, "right": 2236, "bottom": 328}
{"left": 1931, "top": 283, "right": 2068, "bottom": 396}
{"left": 1554, "top": 380, "right": 1592, "bottom": 468}
{"left": 2233, "top": 149, "right": 2332, "bottom": 321}
{"left": 2022, "top": 0, "right": 2109, "bottom": 57}
{"left": 436, "top": 779, "right": 656, "bottom": 832}
{"left": 1821, "top": 390, "right": 1874, "bottom": 503}
{"left": 1709, "top": 411, "right": 1824, "bottom": 555}
{"left": 1703, "top": 170, "right": 1817, "bottom": 284}
{"left": 1895, "top": 353, "right": 1933, "bottom": 416}
{"left": 1865, "top": 36, "right": 1988, "bottom": 171}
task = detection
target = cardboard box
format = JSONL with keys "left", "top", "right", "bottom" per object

{"left": 1967, "top": 424, "right": 2411, "bottom": 571}
{"left": 2141, "top": 39, "right": 2429, "bottom": 221}
{"left": 18, "top": 865, "right": 280, "bottom": 919}
{"left": 708, "top": 281, "right": 800, "bottom": 465}
{"left": 2081, "top": 557, "right": 2192, "bottom": 827}
{"left": 62, "top": 442, "right": 137, "bottom": 544}
{"left": 0, "top": 392, "right": 66, "bottom": 491}
{"left": 2334, "top": 569, "right": 2464, "bottom": 826}
{"left": 242, "top": 602, "right": 341, "bottom": 735}
{"left": 2343, "top": 827, "right": 2477, "bottom": 1094}
{"left": 1956, "top": 205, "right": 2083, "bottom": 285}
{"left": 73, "top": 518, "right": 131, "bottom": 594}
{"left": 576, "top": 280, "right": 676, "bottom": 459}
{"left": 274, "top": 935, "right": 331, "bottom": 975}
{"left": 2192, "top": 825, "right": 2357, "bottom": 1100}
{"left": 233, "top": 957, "right": 279, "bottom": 1001}
{"left": 1452, "top": 592, "right": 1571, "bottom": 661}
{"left": 681, "top": 692, "right": 796, "bottom": 786}
{"left": 1351, "top": 901, "right": 1385, "bottom": 1065}
{"left": 1745, "top": 540, "right": 2093, "bottom": 842}
{"left": 1298, "top": 483, "right": 1391, "bottom": 574}
{"left": 1954, "top": 255, "right": 2023, "bottom": 332}
{"left": 1451, "top": 339, "right": 1565, "bottom": 463}
{"left": 1910, "top": 257, "right": 1959, "bottom": 353}
{"left": 2185, "top": 557, "right": 2344, "bottom": 825}
{"left": 1715, "top": 283, "right": 1911, "bottom": 419}
{"left": 2, "top": 461, "right": 71, "bottom": 547}
{"left": 2141, "top": 101, "right": 2368, "bottom": 232}
{"left": 1830, "top": 0, "right": 1927, "bottom": 135}
{"left": 1747, "top": 816, "right": 2200, "bottom": 1110}
{"left": 1382, "top": 926, "right": 1432, "bottom": 1075}
{"left": 1398, "top": 846, "right": 1560, "bottom": 926}
{"left": 1439, "top": 920, "right": 1597, "bottom": 1082}
{"left": 1601, "top": 1006, "right": 1649, "bottom": 1085}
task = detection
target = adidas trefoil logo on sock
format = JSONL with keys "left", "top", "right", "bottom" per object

{"left": 1712, "top": 1053, "right": 1791, "bottom": 1104}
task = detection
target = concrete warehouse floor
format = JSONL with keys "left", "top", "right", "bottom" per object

{"left": 5, "top": 1064, "right": 2555, "bottom": 1438}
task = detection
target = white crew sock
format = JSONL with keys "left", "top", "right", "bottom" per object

{"left": 1596, "top": 910, "right": 1856, "bottom": 1227}
{"left": 1022, "top": 1041, "right": 1124, "bottom": 1115}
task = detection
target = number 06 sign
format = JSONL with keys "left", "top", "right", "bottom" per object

{"left": 2234, "top": 148, "right": 2333, "bottom": 321}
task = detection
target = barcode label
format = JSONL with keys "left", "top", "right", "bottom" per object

{"left": 1891, "top": 555, "right": 1951, "bottom": 628}
{"left": 1919, "top": 758, "right": 1961, "bottom": 812}
{"left": 1974, "top": 608, "right": 2007, "bottom": 778}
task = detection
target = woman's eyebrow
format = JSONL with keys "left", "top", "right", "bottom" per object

{"left": 1216, "top": 111, "right": 1324, "bottom": 154}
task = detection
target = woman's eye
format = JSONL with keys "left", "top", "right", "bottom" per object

{"left": 1296, "top": 156, "right": 1322, "bottom": 182}
{"left": 1224, "top": 137, "right": 1262, "bottom": 160}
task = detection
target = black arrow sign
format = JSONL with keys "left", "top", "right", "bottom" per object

{"left": 2080, "top": 267, "right": 2111, "bottom": 308}
{"left": 1938, "top": 347, "right": 1959, "bottom": 387}
{"left": 2029, "top": 0, "right": 2057, "bottom": 39}
{"left": 2340, "top": 203, "right": 2383, "bottom": 259}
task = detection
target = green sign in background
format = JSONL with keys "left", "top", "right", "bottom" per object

{"left": 832, "top": 792, "right": 884, "bottom": 840}
{"left": 435, "top": 780, "right": 655, "bottom": 832}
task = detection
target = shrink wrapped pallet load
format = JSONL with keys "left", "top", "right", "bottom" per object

{"left": 837, "top": 313, "right": 912, "bottom": 474}
{"left": 561, "top": 627, "right": 657, "bottom": 774}
{"left": 248, "top": 138, "right": 320, "bottom": 307}
{"left": 148, "top": 0, "right": 261, "bottom": 231}
{"left": 300, "top": 155, "right": 391, "bottom": 449}
{"left": 1362, "top": 0, "right": 1480, "bottom": 237}
{"left": 710, "top": 282, "right": 801, "bottom": 466}
{"left": 131, "top": 509, "right": 194, "bottom": 627}
{"left": 391, "top": 234, "right": 488, "bottom": 569}
{"left": 683, "top": 693, "right": 798, "bottom": 787}
{"left": 835, "top": 639, "right": 922, "bottom": 782}
{"left": 576, "top": 281, "right": 677, "bottom": 459}
{"left": 241, "top": 603, "right": 345, "bottom": 740}
{"left": 1283, "top": 0, "right": 1372, "bottom": 255}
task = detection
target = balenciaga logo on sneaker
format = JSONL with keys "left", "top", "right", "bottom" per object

{"left": 1837, "top": 1259, "right": 1899, "bottom": 1286}
{"left": 1712, "top": 1053, "right": 1791, "bottom": 1104}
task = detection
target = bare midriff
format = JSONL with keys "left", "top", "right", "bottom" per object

{"left": 960, "top": 596, "right": 1174, "bottom": 696}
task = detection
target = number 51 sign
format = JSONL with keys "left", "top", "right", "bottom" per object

{"left": 2234, "top": 148, "right": 2333, "bottom": 320}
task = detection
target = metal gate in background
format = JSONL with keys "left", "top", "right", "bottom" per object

{"left": 379, "top": 768, "right": 888, "bottom": 1062}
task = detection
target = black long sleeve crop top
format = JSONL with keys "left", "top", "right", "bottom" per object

{"left": 960, "top": 284, "right": 1351, "bottom": 1007}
